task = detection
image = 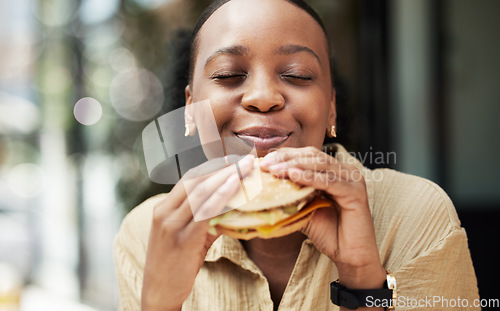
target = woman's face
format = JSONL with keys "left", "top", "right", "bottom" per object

{"left": 186, "top": 0, "right": 336, "bottom": 157}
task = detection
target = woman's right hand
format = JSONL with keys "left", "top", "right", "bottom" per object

{"left": 141, "top": 154, "right": 255, "bottom": 311}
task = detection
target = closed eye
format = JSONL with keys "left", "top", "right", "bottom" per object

{"left": 210, "top": 72, "right": 247, "bottom": 85}
{"left": 282, "top": 74, "right": 312, "bottom": 80}
{"left": 281, "top": 74, "right": 313, "bottom": 85}
{"left": 212, "top": 74, "right": 246, "bottom": 79}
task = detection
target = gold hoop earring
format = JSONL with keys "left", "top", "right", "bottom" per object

{"left": 184, "top": 123, "right": 190, "bottom": 137}
{"left": 331, "top": 125, "right": 337, "bottom": 138}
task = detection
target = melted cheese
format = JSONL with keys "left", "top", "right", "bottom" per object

{"left": 256, "top": 197, "right": 331, "bottom": 235}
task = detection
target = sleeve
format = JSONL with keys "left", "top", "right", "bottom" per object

{"left": 371, "top": 169, "right": 480, "bottom": 310}
{"left": 393, "top": 228, "right": 480, "bottom": 310}
{"left": 114, "top": 235, "right": 144, "bottom": 311}
{"left": 113, "top": 195, "right": 163, "bottom": 311}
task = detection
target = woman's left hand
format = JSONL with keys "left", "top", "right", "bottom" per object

{"left": 260, "top": 146, "right": 386, "bottom": 289}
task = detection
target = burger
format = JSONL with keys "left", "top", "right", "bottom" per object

{"left": 209, "top": 158, "right": 332, "bottom": 240}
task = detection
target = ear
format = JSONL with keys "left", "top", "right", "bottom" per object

{"left": 184, "top": 85, "right": 197, "bottom": 136}
{"left": 326, "top": 89, "right": 337, "bottom": 137}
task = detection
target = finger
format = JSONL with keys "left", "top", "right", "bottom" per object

{"left": 301, "top": 207, "right": 338, "bottom": 240}
{"left": 165, "top": 173, "right": 239, "bottom": 228}
{"left": 161, "top": 199, "right": 193, "bottom": 228}
{"left": 179, "top": 174, "right": 242, "bottom": 247}
{"left": 151, "top": 156, "right": 237, "bottom": 221}
{"left": 288, "top": 165, "right": 376, "bottom": 252}
{"left": 184, "top": 155, "right": 254, "bottom": 216}
{"left": 182, "top": 154, "right": 243, "bottom": 180}
{"left": 285, "top": 168, "right": 330, "bottom": 191}
{"left": 151, "top": 181, "right": 190, "bottom": 223}
{"left": 187, "top": 173, "right": 243, "bottom": 237}
{"left": 286, "top": 167, "right": 365, "bottom": 205}
{"left": 288, "top": 152, "right": 338, "bottom": 170}
{"left": 193, "top": 173, "right": 242, "bottom": 221}
{"left": 266, "top": 153, "right": 339, "bottom": 177}
{"left": 268, "top": 151, "right": 361, "bottom": 184}
{"left": 260, "top": 146, "right": 320, "bottom": 167}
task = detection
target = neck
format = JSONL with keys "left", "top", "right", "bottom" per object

{"left": 241, "top": 232, "right": 307, "bottom": 265}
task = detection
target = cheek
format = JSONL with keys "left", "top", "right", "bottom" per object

{"left": 288, "top": 90, "right": 331, "bottom": 147}
{"left": 290, "top": 90, "right": 330, "bottom": 128}
{"left": 192, "top": 85, "right": 237, "bottom": 134}
{"left": 191, "top": 97, "right": 233, "bottom": 160}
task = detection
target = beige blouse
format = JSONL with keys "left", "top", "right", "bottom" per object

{"left": 114, "top": 144, "right": 479, "bottom": 310}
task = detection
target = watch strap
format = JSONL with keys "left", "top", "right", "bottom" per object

{"left": 330, "top": 280, "right": 394, "bottom": 310}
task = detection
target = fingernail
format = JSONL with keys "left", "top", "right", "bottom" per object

{"left": 238, "top": 154, "right": 255, "bottom": 172}
{"left": 244, "top": 153, "right": 256, "bottom": 161}
{"left": 261, "top": 152, "right": 278, "bottom": 166}
{"left": 242, "top": 154, "right": 255, "bottom": 165}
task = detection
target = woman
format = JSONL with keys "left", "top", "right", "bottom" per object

{"left": 114, "top": 0, "right": 479, "bottom": 310}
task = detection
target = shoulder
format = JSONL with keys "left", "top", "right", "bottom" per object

{"left": 367, "top": 168, "right": 460, "bottom": 229}
{"left": 365, "top": 168, "right": 464, "bottom": 265}
{"left": 365, "top": 170, "right": 479, "bottom": 300}
{"left": 332, "top": 143, "right": 461, "bottom": 237}
{"left": 331, "top": 144, "right": 460, "bottom": 234}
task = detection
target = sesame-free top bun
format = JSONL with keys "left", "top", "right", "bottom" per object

{"left": 226, "top": 158, "right": 315, "bottom": 212}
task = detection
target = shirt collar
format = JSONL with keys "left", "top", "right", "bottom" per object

{"left": 205, "top": 235, "right": 317, "bottom": 277}
{"left": 205, "top": 235, "right": 260, "bottom": 276}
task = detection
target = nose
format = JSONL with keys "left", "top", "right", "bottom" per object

{"left": 241, "top": 74, "right": 285, "bottom": 112}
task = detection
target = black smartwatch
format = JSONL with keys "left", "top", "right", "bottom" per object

{"left": 330, "top": 271, "right": 397, "bottom": 310}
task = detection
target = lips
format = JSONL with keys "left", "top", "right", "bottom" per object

{"left": 235, "top": 127, "right": 291, "bottom": 151}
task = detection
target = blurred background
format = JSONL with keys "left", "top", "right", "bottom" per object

{"left": 0, "top": 0, "right": 498, "bottom": 310}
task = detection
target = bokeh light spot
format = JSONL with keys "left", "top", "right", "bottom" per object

{"left": 8, "top": 163, "right": 45, "bottom": 198}
{"left": 133, "top": 0, "right": 173, "bottom": 10}
{"left": 36, "top": 0, "right": 78, "bottom": 27}
{"left": 80, "top": 0, "right": 119, "bottom": 24}
{"left": 109, "top": 68, "right": 163, "bottom": 121}
{"left": 109, "top": 47, "right": 135, "bottom": 72}
{"left": 74, "top": 97, "right": 103, "bottom": 125}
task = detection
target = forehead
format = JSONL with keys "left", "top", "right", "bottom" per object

{"left": 194, "top": 0, "right": 329, "bottom": 62}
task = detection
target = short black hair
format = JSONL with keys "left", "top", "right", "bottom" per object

{"left": 192, "top": 0, "right": 328, "bottom": 40}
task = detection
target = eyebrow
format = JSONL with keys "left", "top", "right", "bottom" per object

{"left": 204, "top": 45, "right": 250, "bottom": 68}
{"left": 203, "top": 44, "right": 321, "bottom": 68}
{"left": 274, "top": 44, "right": 321, "bottom": 64}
